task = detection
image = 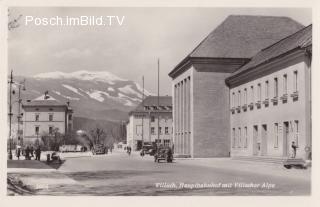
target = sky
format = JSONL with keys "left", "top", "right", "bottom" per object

{"left": 8, "top": 7, "right": 312, "bottom": 95}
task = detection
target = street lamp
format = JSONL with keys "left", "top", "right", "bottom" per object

{"left": 8, "top": 70, "right": 26, "bottom": 160}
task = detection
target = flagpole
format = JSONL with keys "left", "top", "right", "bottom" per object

{"left": 157, "top": 58, "right": 160, "bottom": 145}
{"left": 142, "top": 76, "right": 144, "bottom": 148}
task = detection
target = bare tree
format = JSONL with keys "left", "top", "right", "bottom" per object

{"left": 90, "top": 127, "right": 107, "bottom": 145}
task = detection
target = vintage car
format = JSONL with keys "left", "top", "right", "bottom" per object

{"left": 154, "top": 146, "right": 173, "bottom": 163}
{"left": 140, "top": 144, "right": 156, "bottom": 156}
{"left": 92, "top": 144, "right": 106, "bottom": 155}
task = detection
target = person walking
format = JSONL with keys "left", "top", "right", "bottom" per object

{"left": 30, "top": 145, "right": 34, "bottom": 159}
{"left": 25, "top": 146, "right": 30, "bottom": 160}
{"left": 35, "top": 146, "right": 41, "bottom": 161}
{"left": 16, "top": 146, "right": 21, "bottom": 160}
{"left": 291, "top": 141, "right": 297, "bottom": 158}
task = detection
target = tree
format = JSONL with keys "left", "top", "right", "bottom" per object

{"left": 90, "top": 127, "right": 107, "bottom": 145}
{"left": 41, "top": 128, "right": 64, "bottom": 151}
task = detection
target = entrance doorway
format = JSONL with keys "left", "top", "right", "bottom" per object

{"left": 253, "top": 125, "right": 259, "bottom": 155}
{"left": 283, "top": 122, "right": 289, "bottom": 157}
{"left": 261, "top": 124, "right": 268, "bottom": 156}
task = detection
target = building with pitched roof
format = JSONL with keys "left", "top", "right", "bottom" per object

{"left": 225, "top": 25, "right": 312, "bottom": 159}
{"left": 126, "top": 96, "right": 173, "bottom": 150}
{"left": 168, "top": 15, "right": 306, "bottom": 158}
{"left": 22, "top": 92, "right": 73, "bottom": 145}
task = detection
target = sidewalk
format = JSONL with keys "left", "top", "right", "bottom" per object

{"left": 175, "top": 157, "right": 311, "bottom": 181}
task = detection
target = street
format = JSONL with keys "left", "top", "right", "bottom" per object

{"left": 7, "top": 150, "right": 311, "bottom": 196}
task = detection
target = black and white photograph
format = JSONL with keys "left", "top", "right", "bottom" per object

{"left": 2, "top": 0, "right": 316, "bottom": 201}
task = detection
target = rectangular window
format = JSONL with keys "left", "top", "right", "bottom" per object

{"left": 49, "top": 126, "right": 53, "bottom": 135}
{"left": 136, "top": 125, "right": 142, "bottom": 135}
{"left": 283, "top": 74, "right": 288, "bottom": 94}
{"left": 295, "top": 120, "right": 299, "bottom": 147}
{"left": 238, "top": 128, "right": 242, "bottom": 148}
{"left": 49, "top": 114, "right": 53, "bottom": 121}
{"left": 274, "top": 78, "right": 278, "bottom": 97}
{"left": 159, "top": 127, "right": 162, "bottom": 134}
{"left": 274, "top": 123, "right": 279, "bottom": 148}
{"left": 232, "top": 92, "right": 235, "bottom": 108}
{"left": 164, "top": 139, "right": 170, "bottom": 147}
{"left": 258, "top": 83, "right": 261, "bottom": 101}
{"left": 165, "top": 127, "right": 169, "bottom": 134}
{"left": 151, "top": 116, "right": 155, "bottom": 122}
{"left": 244, "top": 88, "right": 247, "bottom": 105}
{"left": 35, "top": 114, "right": 39, "bottom": 121}
{"left": 35, "top": 126, "right": 39, "bottom": 135}
{"left": 244, "top": 127, "right": 248, "bottom": 148}
{"left": 251, "top": 86, "right": 254, "bottom": 103}
{"left": 68, "top": 114, "right": 72, "bottom": 120}
{"left": 238, "top": 91, "right": 241, "bottom": 106}
{"left": 294, "top": 71, "right": 298, "bottom": 92}
{"left": 232, "top": 128, "right": 235, "bottom": 148}
{"left": 265, "top": 81, "right": 269, "bottom": 98}
{"left": 151, "top": 127, "right": 155, "bottom": 135}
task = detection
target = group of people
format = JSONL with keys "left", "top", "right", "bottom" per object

{"left": 15, "top": 145, "right": 42, "bottom": 161}
{"left": 126, "top": 146, "right": 132, "bottom": 155}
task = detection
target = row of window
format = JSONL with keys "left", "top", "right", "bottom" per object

{"left": 232, "top": 121, "right": 299, "bottom": 149}
{"left": 231, "top": 71, "right": 299, "bottom": 111}
{"left": 143, "top": 106, "right": 172, "bottom": 111}
{"left": 35, "top": 126, "right": 54, "bottom": 135}
{"left": 34, "top": 113, "right": 72, "bottom": 121}
{"left": 35, "top": 113, "right": 54, "bottom": 121}
{"left": 150, "top": 127, "right": 171, "bottom": 135}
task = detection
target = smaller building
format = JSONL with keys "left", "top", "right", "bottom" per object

{"left": 22, "top": 92, "right": 73, "bottom": 145}
{"left": 126, "top": 96, "right": 173, "bottom": 151}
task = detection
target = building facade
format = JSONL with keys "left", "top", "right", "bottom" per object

{"left": 22, "top": 93, "right": 73, "bottom": 145}
{"left": 226, "top": 25, "right": 312, "bottom": 160}
{"left": 126, "top": 96, "right": 173, "bottom": 151}
{"left": 169, "top": 15, "right": 304, "bottom": 158}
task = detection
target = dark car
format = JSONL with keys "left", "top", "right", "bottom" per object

{"left": 92, "top": 144, "right": 106, "bottom": 155}
{"left": 154, "top": 146, "right": 173, "bottom": 163}
{"left": 140, "top": 144, "right": 156, "bottom": 156}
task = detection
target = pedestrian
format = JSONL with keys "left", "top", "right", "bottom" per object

{"left": 30, "top": 145, "right": 34, "bottom": 159}
{"left": 110, "top": 146, "right": 113, "bottom": 154}
{"left": 36, "top": 146, "right": 41, "bottom": 161}
{"left": 25, "top": 146, "right": 30, "bottom": 160}
{"left": 16, "top": 146, "right": 21, "bottom": 160}
{"left": 291, "top": 141, "right": 297, "bottom": 158}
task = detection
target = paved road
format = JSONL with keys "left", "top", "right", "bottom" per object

{"left": 9, "top": 151, "right": 311, "bottom": 196}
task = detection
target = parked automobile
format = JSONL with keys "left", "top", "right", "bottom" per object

{"left": 140, "top": 144, "right": 156, "bottom": 156}
{"left": 154, "top": 146, "right": 173, "bottom": 163}
{"left": 92, "top": 144, "right": 106, "bottom": 155}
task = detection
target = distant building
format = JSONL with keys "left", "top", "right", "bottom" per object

{"left": 225, "top": 25, "right": 312, "bottom": 159}
{"left": 169, "top": 15, "right": 305, "bottom": 158}
{"left": 126, "top": 96, "right": 173, "bottom": 150}
{"left": 22, "top": 92, "right": 73, "bottom": 145}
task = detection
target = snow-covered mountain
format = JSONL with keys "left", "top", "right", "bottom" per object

{"left": 15, "top": 70, "right": 154, "bottom": 122}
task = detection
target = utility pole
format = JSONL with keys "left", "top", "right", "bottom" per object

{"left": 8, "top": 70, "right": 13, "bottom": 160}
{"left": 17, "top": 79, "right": 25, "bottom": 146}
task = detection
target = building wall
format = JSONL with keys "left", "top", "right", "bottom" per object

{"left": 193, "top": 70, "right": 231, "bottom": 157}
{"left": 230, "top": 54, "right": 311, "bottom": 159}
{"left": 172, "top": 66, "right": 193, "bottom": 157}
{"left": 23, "top": 106, "right": 67, "bottom": 144}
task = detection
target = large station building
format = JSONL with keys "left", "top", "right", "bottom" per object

{"left": 169, "top": 15, "right": 311, "bottom": 159}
